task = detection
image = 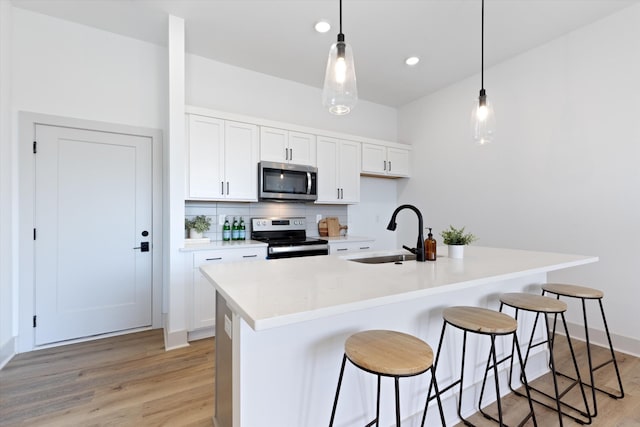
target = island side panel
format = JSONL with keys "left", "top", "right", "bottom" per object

{"left": 234, "top": 273, "right": 548, "bottom": 427}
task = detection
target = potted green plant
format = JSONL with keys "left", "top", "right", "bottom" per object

{"left": 186, "top": 215, "right": 211, "bottom": 239}
{"left": 441, "top": 225, "right": 477, "bottom": 259}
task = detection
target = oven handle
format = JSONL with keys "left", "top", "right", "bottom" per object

{"left": 268, "top": 244, "right": 329, "bottom": 255}
{"left": 306, "top": 172, "right": 312, "bottom": 195}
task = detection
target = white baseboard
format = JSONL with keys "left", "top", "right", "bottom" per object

{"left": 0, "top": 336, "right": 16, "bottom": 371}
{"left": 162, "top": 314, "right": 189, "bottom": 351}
{"left": 564, "top": 321, "right": 640, "bottom": 358}
{"left": 188, "top": 327, "right": 215, "bottom": 341}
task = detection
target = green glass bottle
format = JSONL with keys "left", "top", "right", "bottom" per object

{"left": 222, "top": 217, "right": 231, "bottom": 241}
{"left": 239, "top": 217, "right": 246, "bottom": 240}
{"left": 231, "top": 216, "right": 239, "bottom": 241}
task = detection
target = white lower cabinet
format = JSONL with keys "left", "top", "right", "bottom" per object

{"left": 189, "top": 246, "right": 267, "bottom": 340}
{"left": 328, "top": 239, "right": 374, "bottom": 255}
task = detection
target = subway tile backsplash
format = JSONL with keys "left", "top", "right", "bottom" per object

{"left": 185, "top": 201, "right": 348, "bottom": 241}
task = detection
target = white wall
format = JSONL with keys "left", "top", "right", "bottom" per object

{"left": 398, "top": 4, "right": 640, "bottom": 352}
{"left": 0, "top": 0, "right": 15, "bottom": 368}
{"left": 348, "top": 177, "right": 399, "bottom": 250}
{"left": 186, "top": 54, "right": 397, "bottom": 142}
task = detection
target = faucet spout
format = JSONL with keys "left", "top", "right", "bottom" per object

{"left": 386, "top": 204, "right": 426, "bottom": 262}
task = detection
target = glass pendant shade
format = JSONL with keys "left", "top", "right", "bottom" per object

{"left": 322, "top": 39, "right": 358, "bottom": 115}
{"left": 471, "top": 89, "right": 495, "bottom": 145}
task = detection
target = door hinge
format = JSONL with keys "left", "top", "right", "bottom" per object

{"left": 33, "top": 141, "right": 37, "bottom": 154}
{"left": 33, "top": 315, "right": 37, "bottom": 328}
{"left": 33, "top": 228, "right": 36, "bottom": 240}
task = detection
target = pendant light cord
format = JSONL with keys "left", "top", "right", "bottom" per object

{"left": 339, "top": 0, "right": 343, "bottom": 35}
{"left": 481, "top": 0, "right": 484, "bottom": 91}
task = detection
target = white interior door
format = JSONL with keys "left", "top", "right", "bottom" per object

{"left": 34, "top": 124, "right": 153, "bottom": 345}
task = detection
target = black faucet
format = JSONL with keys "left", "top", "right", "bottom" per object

{"left": 386, "top": 204, "right": 426, "bottom": 262}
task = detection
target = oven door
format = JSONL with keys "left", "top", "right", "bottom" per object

{"left": 259, "top": 161, "right": 317, "bottom": 202}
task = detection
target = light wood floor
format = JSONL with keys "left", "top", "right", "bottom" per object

{"left": 1, "top": 329, "right": 638, "bottom": 426}
{"left": 0, "top": 330, "right": 215, "bottom": 426}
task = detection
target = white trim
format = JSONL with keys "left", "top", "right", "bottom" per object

{"left": 565, "top": 321, "right": 640, "bottom": 358}
{"left": 187, "top": 327, "right": 214, "bottom": 341}
{"left": 186, "top": 105, "right": 411, "bottom": 150}
{"left": 0, "top": 336, "right": 15, "bottom": 370}
{"left": 163, "top": 314, "right": 189, "bottom": 351}
{"left": 17, "top": 111, "right": 163, "bottom": 353}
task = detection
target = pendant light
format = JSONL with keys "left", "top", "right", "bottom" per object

{"left": 322, "top": 0, "right": 357, "bottom": 115}
{"left": 471, "top": 0, "right": 495, "bottom": 144}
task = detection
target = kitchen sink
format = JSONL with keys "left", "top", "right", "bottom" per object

{"left": 348, "top": 254, "right": 417, "bottom": 264}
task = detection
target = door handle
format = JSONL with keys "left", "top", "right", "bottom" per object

{"left": 383, "top": 160, "right": 387, "bottom": 171}
{"left": 133, "top": 242, "right": 150, "bottom": 252}
{"left": 226, "top": 181, "right": 230, "bottom": 195}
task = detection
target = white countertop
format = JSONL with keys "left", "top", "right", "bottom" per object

{"left": 200, "top": 246, "right": 597, "bottom": 331}
{"left": 179, "top": 239, "right": 267, "bottom": 252}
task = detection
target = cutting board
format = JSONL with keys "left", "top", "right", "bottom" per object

{"left": 318, "top": 217, "right": 348, "bottom": 237}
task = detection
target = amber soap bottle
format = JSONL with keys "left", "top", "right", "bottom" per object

{"left": 425, "top": 228, "right": 437, "bottom": 261}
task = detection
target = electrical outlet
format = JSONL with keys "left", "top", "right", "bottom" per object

{"left": 224, "top": 314, "right": 232, "bottom": 339}
{"left": 316, "top": 214, "right": 322, "bottom": 223}
{"left": 219, "top": 214, "right": 226, "bottom": 225}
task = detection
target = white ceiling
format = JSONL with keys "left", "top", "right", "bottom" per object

{"left": 11, "top": 0, "right": 636, "bottom": 107}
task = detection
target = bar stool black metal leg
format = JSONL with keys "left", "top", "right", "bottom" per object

{"left": 421, "top": 322, "right": 447, "bottom": 427}
{"left": 329, "top": 354, "right": 347, "bottom": 427}
{"left": 458, "top": 330, "right": 470, "bottom": 426}
{"left": 544, "top": 314, "right": 565, "bottom": 427}
{"left": 375, "top": 375, "right": 381, "bottom": 427}
{"left": 599, "top": 299, "right": 625, "bottom": 399}
{"left": 513, "top": 334, "right": 538, "bottom": 427}
{"left": 394, "top": 377, "right": 401, "bottom": 426}
{"left": 581, "top": 298, "right": 598, "bottom": 417}
{"left": 560, "top": 313, "right": 592, "bottom": 423}
{"left": 490, "top": 336, "right": 505, "bottom": 426}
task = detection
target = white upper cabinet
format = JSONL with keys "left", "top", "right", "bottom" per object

{"left": 361, "top": 142, "right": 410, "bottom": 178}
{"left": 260, "top": 126, "right": 316, "bottom": 166}
{"left": 316, "top": 136, "right": 361, "bottom": 204}
{"left": 187, "top": 114, "right": 258, "bottom": 201}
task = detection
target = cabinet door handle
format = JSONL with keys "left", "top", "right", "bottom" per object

{"left": 289, "top": 148, "right": 293, "bottom": 160}
{"left": 340, "top": 188, "right": 344, "bottom": 199}
{"left": 383, "top": 160, "right": 387, "bottom": 171}
{"left": 360, "top": 246, "right": 370, "bottom": 250}
{"left": 226, "top": 181, "right": 230, "bottom": 195}
{"left": 337, "top": 188, "right": 340, "bottom": 199}
{"left": 336, "top": 248, "right": 348, "bottom": 252}
{"left": 285, "top": 148, "right": 289, "bottom": 160}
{"left": 221, "top": 181, "right": 224, "bottom": 195}
{"left": 242, "top": 254, "right": 258, "bottom": 258}
{"left": 205, "top": 257, "right": 223, "bottom": 261}
{"left": 388, "top": 161, "right": 392, "bottom": 172}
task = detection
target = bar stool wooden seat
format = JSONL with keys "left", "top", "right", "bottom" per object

{"left": 499, "top": 292, "right": 591, "bottom": 426}
{"left": 423, "top": 307, "right": 537, "bottom": 427}
{"left": 541, "top": 283, "right": 624, "bottom": 417}
{"left": 329, "top": 330, "right": 445, "bottom": 427}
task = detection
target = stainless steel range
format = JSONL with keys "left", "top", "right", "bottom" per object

{"left": 251, "top": 217, "right": 329, "bottom": 259}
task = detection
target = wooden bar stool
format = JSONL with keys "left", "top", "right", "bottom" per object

{"left": 329, "top": 330, "right": 445, "bottom": 427}
{"left": 541, "top": 283, "right": 624, "bottom": 417}
{"left": 499, "top": 293, "right": 591, "bottom": 426}
{"left": 423, "top": 307, "right": 537, "bottom": 427}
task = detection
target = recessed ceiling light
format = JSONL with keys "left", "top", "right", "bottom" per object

{"left": 315, "top": 21, "right": 331, "bottom": 33}
{"left": 405, "top": 56, "right": 420, "bottom": 66}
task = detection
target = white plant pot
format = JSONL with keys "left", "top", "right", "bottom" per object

{"left": 448, "top": 244, "right": 465, "bottom": 259}
{"left": 189, "top": 229, "right": 203, "bottom": 239}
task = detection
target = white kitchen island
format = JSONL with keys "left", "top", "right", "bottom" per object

{"left": 200, "top": 246, "right": 597, "bottom": 427}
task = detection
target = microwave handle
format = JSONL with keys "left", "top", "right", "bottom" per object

{"left": 307, "top": 172, "right": 312, "bottom": 195}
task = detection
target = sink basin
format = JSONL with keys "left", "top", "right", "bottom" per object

{"left": 348, "top": 254, "right": 417, "bottom": 264}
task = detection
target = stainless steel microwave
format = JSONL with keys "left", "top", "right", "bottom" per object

{"left": 258, "top": 161, "right": 318, "bottom": 202}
